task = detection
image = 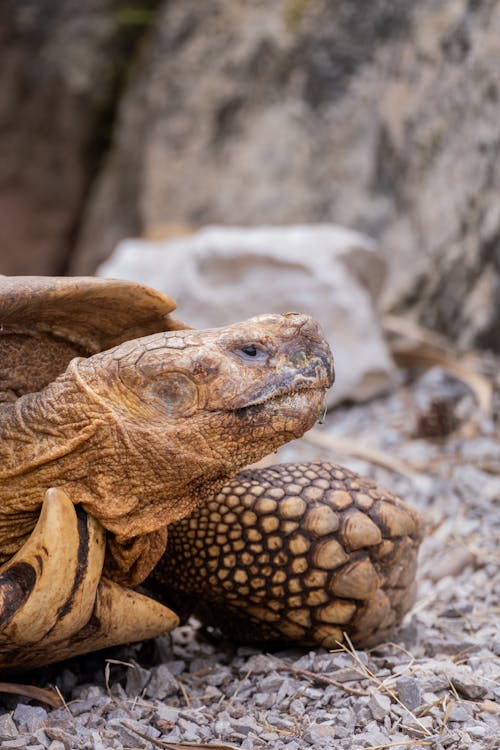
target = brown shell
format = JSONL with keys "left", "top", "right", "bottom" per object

{"left": 0, "top": 276, "right": 187, "bottom": 400}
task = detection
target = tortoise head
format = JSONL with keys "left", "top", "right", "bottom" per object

{"left": 1, "top": 313, "right": 333, "bottom": 582}
{"left": 77, "top": 312, "right": 332, "bottom": 421}
{"left": 68, "top": 313, "right": 333, "bottom": 533}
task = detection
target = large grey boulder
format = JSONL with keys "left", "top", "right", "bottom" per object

{"left": 98, "top": 225, "right": 397, "bottom": 406}
{"left": 73, "top": 0, "right": 500, "bottom": 352}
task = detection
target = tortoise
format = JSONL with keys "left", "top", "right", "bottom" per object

{"left": 0, "top": 276, "right": 421, "bottom": 671}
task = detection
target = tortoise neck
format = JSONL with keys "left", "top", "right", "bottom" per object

{"left": 0, "top": 368, "right": 98, "bottom": 520}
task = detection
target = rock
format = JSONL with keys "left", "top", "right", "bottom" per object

{"left": 451, "top": 678, "right": 487, "bottom": 702}
{"left": 0, "top": 714, "right": 18, "bottom": 739}
{"left": 145, "top": 663, "right": 179, "bottom": 700}
{"left": 303, "top": 722, "right": 337, "bottom": 741}
{"left": 12, "top": 704, "right": 47, "bottom": 734}
{"left": 1, "top": 740, "right": 29, "bottom": 749}
{"left": 0, "top": 0, "right": 157, "bottom": 276}
{"left": 448, "top": 704, "right": 472, "bottom": 722}
{"left": 98, "top": 224, "right": 396, "bottom": 405}
{"left": 46, "top": 726, "right": 85, "bottom": 748}
{"left": 368, "top": 691, "right": 392, "bottom": 721}
{"left": 229, "top": 717, "right": 260, "bottom": 736}
{"left": 67, "top": 0, "right": 500, "bottom": 353}
{"left": 125, "top": 661, "right": 151, "bottom": 696}
{"left": 395, "top": 676, "right": 422, "bottom": 710}
{"left": 3, "top": 0, "right": 500, "bottom": 352}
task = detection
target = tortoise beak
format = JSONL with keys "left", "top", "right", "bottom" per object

{"left": 241, "top": 313, "right": 334, "bottom": 408}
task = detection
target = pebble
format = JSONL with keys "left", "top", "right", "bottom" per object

{"left": 448, "top": 704, "right": 473, "bottom": 722}
{"left": 451, "top": 677, "right": 487, "bottom": 701}
{"left": 145, "top": 663, "right": 179, "bottom": 699}
{"left": 12, "top": 704, "right": 47, "bottom": 734}
{"left": 368, "top": 692, "right": 392, "bottom": 720}
{"left": 304, "top": 722, "right": 337, "bottom": 740}
{"left": 0, "top": 713, "right": 18, "bottom": 739}
{"left": 125, "top": 660, "right": 151, "bottom": 696}
{"left": 395, "top": 675, "right": 422, "bottom": 710}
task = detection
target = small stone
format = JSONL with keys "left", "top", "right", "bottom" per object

{"left": 254, "top": 692, "right": 275, "bottom": 708}
{"left": 395, "top": 676, "right": 422, "bottom": 710}
{"left": 369, "top": 692, "right": 392, "bottom": 720}
{"left": 177, "top": 718, "right": 201, "bottom": 741}
{"left": 266, "top": 715, "right": 294, "bottom": 730}
{"left": 0, "top": 713, "right": 18, "bottom": 739}
{"left": 230, "top": 717, "right": 260, "bottom": 735}
{"left": 244, "top": 654, "right": 277, "bottom": 673}
{"left": 13, "top": 705, "right": 48, "bottom": 734}
{"left": 45, "top": 726, "right": 77, "bottom": 748}
{"left": 125, "top": 661, "right": 151, "bottom": 696}
{"left": 145, "top": 663, "right": 178, "bottom": 700}
{"left": 156, "top": 706, "right": 180, "bottom": 723}
{"left": 304, "top": 722, "right": 337, "bottom": 741}
{"left": 330, "top": 667, "right": 363, "bottom": 682}
{"left": 164, "top": 659, "right": 186, "bottom": 676}
{"left": 451, "top": 677, "right": 487, "bottom": 701}
{"left": 289, "top": 699, "right": 305, "bottom": 716}
{"left": 404, "top": 715, "right": 434, "bottom": 731}
{"left": 33, "top": 729, "right": 49, "bottom": 747}
{"left": 466, "top": 725, "right": 488, "bottom": 738}
{"left": 448, "top": 704, "right": 472, "bottom": 722}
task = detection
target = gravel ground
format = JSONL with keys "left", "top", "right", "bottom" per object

{"left": 1, "top": 359, "right": 499, "bottom": 749}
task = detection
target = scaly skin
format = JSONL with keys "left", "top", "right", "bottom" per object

{"left": 0, "top": 313, "right": 333, "bottom": 585}
{"left": 148, "top": 462, "right": 422, "bottom": 648}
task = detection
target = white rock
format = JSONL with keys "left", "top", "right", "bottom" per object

{"left": 98, "top": 224, "right": 396, "bottom": 406}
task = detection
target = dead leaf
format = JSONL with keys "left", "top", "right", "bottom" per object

{"left": 0, "top": 681, "right": 62, "bottom": 708}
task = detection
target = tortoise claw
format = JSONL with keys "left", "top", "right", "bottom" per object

{"left": 0, "top": 488, "right": 177, "bottom": 671}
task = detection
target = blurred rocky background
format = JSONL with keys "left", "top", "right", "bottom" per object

{"left": 1, "top": 0, "right": 500, "bottom": 352}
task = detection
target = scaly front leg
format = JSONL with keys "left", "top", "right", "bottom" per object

{"left": 0, "top": 488, "right": 177, "bottom": 671}
{"left": 147, "top": 461, "right": 422, "bottom": 649}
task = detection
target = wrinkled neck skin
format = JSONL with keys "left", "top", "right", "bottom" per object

{"left": 0, "top": 370, "right": 98, "bottom": 559}
{"left": 0, "top": 359, "right": 326, "bottom": 582}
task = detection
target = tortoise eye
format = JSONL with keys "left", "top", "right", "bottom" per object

{"left": 235, "top": 343, "right": 268, "bottom": 362}
{"left": 242, "top": 344, "right": 257, "bottom": 356}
